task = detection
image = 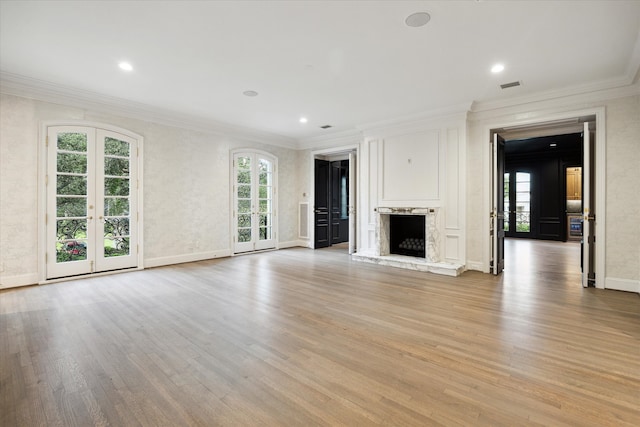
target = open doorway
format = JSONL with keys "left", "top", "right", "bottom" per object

{"left": 490, "top": 114, "right": 601, "bottom": 287}
{"left": 311, "top": 147, "right": 357, "bottom": 253}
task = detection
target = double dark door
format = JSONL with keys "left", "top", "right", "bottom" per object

{"left": 314, "top": 159, "right": 349, "bottom": 248}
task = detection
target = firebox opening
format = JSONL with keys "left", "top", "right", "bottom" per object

{"left": 390, "top": 215, "right": 425, "bottom": 258}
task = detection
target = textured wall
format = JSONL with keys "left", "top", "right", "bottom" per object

{"left": 0, "top": 94, "right": 298, "bottom": 286}
{"left": 604, "top": 95, "right": 640, "bottom": 282}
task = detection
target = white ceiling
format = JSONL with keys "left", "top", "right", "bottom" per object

{"left": 1, "top": 1, "right": 639, "bottom": 142}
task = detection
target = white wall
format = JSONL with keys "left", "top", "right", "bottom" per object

{"left": 0, "top": 93, "right": 299, "bottom": 288}
{"left": 358, "top": 117, "right": 466, "bottom": 266}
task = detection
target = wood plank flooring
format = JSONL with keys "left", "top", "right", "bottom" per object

{"left": 1, "top": 240, "right": 639, "bottom": 426}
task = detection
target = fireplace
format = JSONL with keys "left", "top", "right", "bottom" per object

{"left": 352, "top": 206, "right": 463, "bottom": 276}
{"left": 376, "top": 207, "right": 440, "bottom": 263}
{"left": 390, "top": 215, "right": 425, "bottom": 258}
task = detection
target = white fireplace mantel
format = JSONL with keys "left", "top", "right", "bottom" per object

{"left": 352, "top": 206, "right": 464, "bottom": 277}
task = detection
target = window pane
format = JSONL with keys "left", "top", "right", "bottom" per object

{"left": 104, "top": 237, "right": 129, "bottom": 257}
{"left": 237, "top": 214, "right": 251, "bottom": 228}
{"left": 259, "top": 227, "right": 271, "bottom": 240}
{"left": 56, "top": 239, "right": 87, "bottom": 262}
{"left": 104, "top": 218, "right": 130, "bottom": 237}
{"left": 56, "top": 219, "right": 87, "bottom": 241}
{"left": 57, "top": 175, "right": 87, "bottom": 196}
{"left": 259, "top": 185, "right": 271, "bottom": 199}
{"left": 237, "top": 185, "right": 251, "bottom": 198}
{"left": 104, "top": 137, "right": 130, "bottom": 156}
{"left": 237, "top": 156, "right": 251, "bottom": 170}
{"left": 57, "top": 133, "right": 87, "bottom": 152}
{"left": 57, "top": 152, "right": 87, "bottom": 174}
{"left": 259, "top": 214, "right": 270, "bottom": 227}
{"left": 259, "top": 199, "right": 270, "bottom": 213}
{"left": 238, "top": 200, "right": 251, "bottom": 213}
{"left": 258, "top": 159, "right": 271, "bottom": 173}
{"left": 259, "top": 172, "right": 271, "bottom": 185}
{"left": 238, "top": 229, "right": 251, "bottom": 242}
{"left": 104, "top": 157, "right": 130, "bottom": 176}
{"left": 237, "top": 170, "right": 251, "bottom": 184}
{"left": 57, "top": 197, "right": 86, "bottom": 217}
{"left": 105, "top": 177, "right": 130, "bottom": 196}
{"left": 104, "top": 198, "right": 129, "bottom": 216}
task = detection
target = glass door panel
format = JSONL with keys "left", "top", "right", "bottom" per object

{"left": 95, "top": 130, "right": 137, "bottom": 271}
{"left": 504, "top": 172, "right": 510, "bottom": 232}
{"left": 256, "top": 157, "right": 274, "bottom": 249}
{"left": 47, "top": 127, "right": 95, "bottom": 278}
{"left": 47, "top": 127, "right": 138, "bottom": 279}
{"left": 233, "top": 152, "right": 277, "bottom": 253}
{"left": 515, "top": 172, "right": 531, "bottom": 233}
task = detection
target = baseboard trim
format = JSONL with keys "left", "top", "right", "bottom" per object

{"left": 605, "top": 277, "right": 640, "bottom": 293}
{"left": 0, "top": 273, "right": 39, "bottom": 289}
{"left": 145, "top": 250, "right": 232, "bottom": 268}
{"left": 279, "top": 240, "right": 308, "bottom": 249}
{"left": 466, "top": 261, "right": 485, "bottom": 272}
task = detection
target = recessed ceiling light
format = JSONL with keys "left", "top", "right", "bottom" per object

{"left": 243, "top": 90, "right": 258, "bottom": 97}
{"left": 491, "top": 63, "right": 505, "bottom": 73}
{"left": 299, "top": 117, "right": 308, "bottom": 124}
{"left": 550, "top": 143, "right": 557, "bottom": 147}
{"left": 118, "top": 62, "right": 133, "bottom": 72}
{"left": 405, "top": 12, "right": 431, "bottom": 28}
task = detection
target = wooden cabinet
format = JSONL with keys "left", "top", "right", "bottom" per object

{"left": 566, "top": 167, "right": 582, "bottom": 200}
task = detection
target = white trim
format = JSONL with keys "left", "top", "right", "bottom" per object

{"left": 0, "top": 273, "right": 39, "bottom": 289}
{"left": 1, "top": 72, "right": 297, "bottom": 149}
{"left": 605, "top": 277, "right": 640, "bottom": 293}
{"left": 278, "top": 240, "right": 307, "bottom": 249}
{"left": 309, "top": 144, "right": 360, "bottom": 249}
{"left": 466, "top": 261, "right": 484, "bottom": 272}
{"left": 482, "top": 107, "right": 606, "bottom": 287}
{"left": 471, "top": 79, "right": 640, "bottom": 117}
{"left": 145, "top": 250, "right": 231, "bottom": 269}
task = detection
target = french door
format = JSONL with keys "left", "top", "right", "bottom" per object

{"left": 46, "top": 126, "right": 138, "bottom": 279}
{"left": 233, "top": 151, "right": 277, "bottom": 253}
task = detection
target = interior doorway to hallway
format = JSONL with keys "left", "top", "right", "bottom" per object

{"left": 311, "top": 147, "right": 357, "bottom": 253}
{"left": 490, "top": 113, "right": 602, "bottom": 288}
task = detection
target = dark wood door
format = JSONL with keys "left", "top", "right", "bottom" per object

{"left": 314, "top": 159, "right": 331, "bottom": 248}
{"left": 492, "top": 133, "right": 505, "bottom": 274}
{"left": 331, "top": 160, "right": 349, "bottom": 244}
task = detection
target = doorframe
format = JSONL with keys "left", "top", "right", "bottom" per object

{"left": 38, "top": 120, "right": 145, "bottom": 284}
{"left": 229, "top": 149, "right": 279, "bottom": 255}
{"left": 309, "top": 144, "right": 359, "bottom": 252}
{"left": 483, "top": 107, "right": 606, "bottom": 288}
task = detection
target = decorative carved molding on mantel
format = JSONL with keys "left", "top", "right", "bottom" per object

{"left": 376, "top": 207, "right": 437, "bottom": 215}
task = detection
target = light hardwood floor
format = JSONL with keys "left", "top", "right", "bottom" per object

{"left": 1, "top": 240, "right": 639, "bottom": 426}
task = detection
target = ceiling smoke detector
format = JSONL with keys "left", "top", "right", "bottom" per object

{"left": 500, "top": 81, "right": 521, "bottom": 89}
{"left": 405, "top": 12, "right": 431, "bottom": 28}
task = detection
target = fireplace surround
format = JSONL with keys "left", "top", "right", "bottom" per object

{"left": 352, "top": 206, "right": 464, "bottom": 276}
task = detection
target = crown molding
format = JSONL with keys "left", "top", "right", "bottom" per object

{"left": 625, "top": 29, "right": 640, "bottom": 84}
{"left": 0, "top": 71, "right": 298, "bottom": 149}
{"left": 470, "top": 75, "right": 640, "bottom": 119}
{"left": 357, "top": 102, "right": 472, "bottom": 135}
{"left": 297, "top": 128, "right": 363, "bottom": 151}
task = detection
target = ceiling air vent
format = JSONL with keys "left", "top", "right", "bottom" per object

{"left": 500, "top": 81, "right": 521, "bottom": 89}
{"left": 320, "top": 125, "right": 333, "bottom": 129}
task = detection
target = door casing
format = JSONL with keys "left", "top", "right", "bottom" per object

{"left": 484, "top": 108, "right": 605, "bottom": 288}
